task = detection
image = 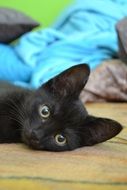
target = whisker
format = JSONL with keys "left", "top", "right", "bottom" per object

{"left": 2, "top": 97, "right": 27, "bottom": 122}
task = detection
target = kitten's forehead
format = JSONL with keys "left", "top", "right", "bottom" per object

{"left": 53, "top": 99, "right": 88, "bottom": 126}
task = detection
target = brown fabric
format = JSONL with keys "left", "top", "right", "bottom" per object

{"left": 80, "top": 59, "right": 127, "bottom": 103}
{"left": 116, "top": 17, "right": 127, "bottom": 63}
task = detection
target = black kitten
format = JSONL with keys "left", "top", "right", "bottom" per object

{"left": 0, "top": 64, "right": 122, "bottom": 151}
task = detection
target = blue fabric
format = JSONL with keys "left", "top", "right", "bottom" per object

{"left": 0, "top": 44, "right": 32, "bottom": 83}
{"left": 0, "top": 0, "right": 127, "bottom": 88}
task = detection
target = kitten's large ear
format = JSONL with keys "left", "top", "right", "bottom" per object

{"left": 81, "top": 116, "right": 122, "bottom": 146}
{"left": 43, "top": 64, "right": 90, "bottom": 98}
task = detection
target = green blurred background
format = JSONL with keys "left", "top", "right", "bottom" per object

{"left": 0, "top": 0, "right": 72, "bottom": 27}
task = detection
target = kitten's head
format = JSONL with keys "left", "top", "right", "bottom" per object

{"left": 22, "top": 64, "right": 122, "bottom": 151}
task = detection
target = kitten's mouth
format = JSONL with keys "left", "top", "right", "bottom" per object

{"left": 27, "top": 138, "right": 42, "bottom": 150}
{"left": 30, "top": 139, "right": 39, "bottom": 148}
{"left": 22, "top": 132, "right": 43, "bottom": 150}
{"left": 27, "top": 138, "right": 44, "bottom": 150}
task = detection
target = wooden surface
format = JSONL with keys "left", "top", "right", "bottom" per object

{"left": 0, "top": 103, "right": 127, "bottom": 190}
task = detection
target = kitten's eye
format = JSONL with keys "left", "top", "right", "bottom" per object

{"left": 39, "top": 105, "right": 50, "bottom": 118}
{"left": 55, "top": 134, "right": 67, "bottom": 146}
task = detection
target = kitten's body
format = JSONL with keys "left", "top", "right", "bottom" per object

{"left": 0, "top": 64, "right": 122, "bottom": 151}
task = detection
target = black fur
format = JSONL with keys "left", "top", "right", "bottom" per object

{"left": 0, "top": 64, "right": 122, "bottom": 151}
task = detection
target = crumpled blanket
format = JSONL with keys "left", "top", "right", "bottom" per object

{"left": 80, "top": 59, "right": 127, "bottom": 103}
{"left": 0, "top": 0, "right": 127, "bottom": 88}
{"left": 116, "top": 17, "right": 127, "bottom": 63}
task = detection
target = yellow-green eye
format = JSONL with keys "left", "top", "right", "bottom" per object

{"left": 39, "top": 105, "right": 50, "bottom": 118}
{"left": 55, "top": 134, "right": 67, "bottom": 146}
